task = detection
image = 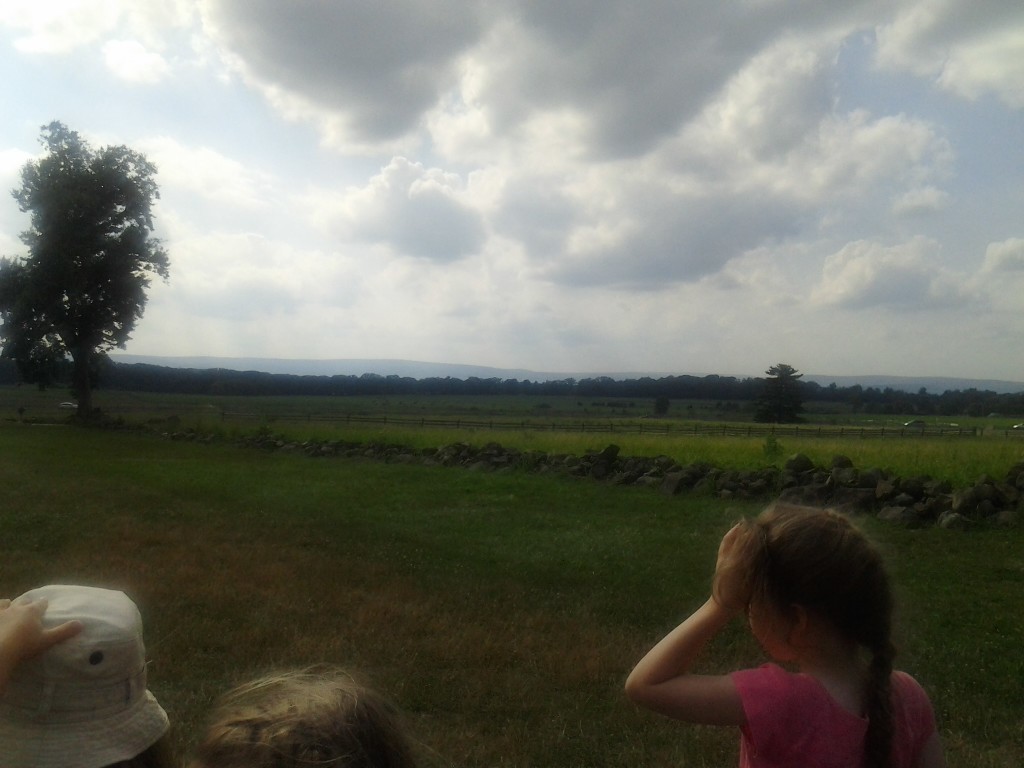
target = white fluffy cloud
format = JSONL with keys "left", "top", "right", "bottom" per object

{"left": 876, "top": 0, "right": 1024, "bottom": 107}
{"left": 102, "top": 39, "right": 169, "bottom": 83}
{"left": 0, "top": 0, "right": 121, "bottom": 53}
{"left": 812, "top": 237, "right": 974, "bottom": 309}
{"left": 140, "top": 137, "right": 278, "bottom": 212}
{"left": 982, "top": 238, "right": 1024, "bottom": 273}
{"left": 328, "top": 157, "right": 485, "bottom": 262}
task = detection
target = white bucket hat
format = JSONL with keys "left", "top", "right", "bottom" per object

{"left": 0, "top": 585, "right": 169, "bottom": 768}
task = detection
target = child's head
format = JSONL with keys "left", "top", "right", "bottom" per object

{"left": 737, "top": 503, "right": 894, "bottom": 656}
{"left": 721, "top": 503, "right": 897, "bottom": 767}
{"left": 0, "top": 584, "right": 170, "bottom": 768}
{"left": 190, "top": 665, "right": 418, "bottom": 768}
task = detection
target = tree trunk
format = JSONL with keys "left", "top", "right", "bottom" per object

{"left": 71, "top": 347, "right": 92, "bottom": 417}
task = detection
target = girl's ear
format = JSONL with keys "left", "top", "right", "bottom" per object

{"left": 786, "top": 604, "right": 811, "bottom": 648}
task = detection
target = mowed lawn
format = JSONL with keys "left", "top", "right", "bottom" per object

{"left": 1, "top": 423, "right": 1021, "bottom": 766}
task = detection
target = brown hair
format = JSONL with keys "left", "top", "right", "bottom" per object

{"left": 190, "top": 666, "right": 418, "bottom": 768}
{"left": 731, "top": 504, "right": 896, "bottom": 768}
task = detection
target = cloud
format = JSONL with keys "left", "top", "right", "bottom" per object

{"left": 139, "top": 137, "right": 278, "bottom": 212}
{"left": 982, "top": 238, "right": 1024, "bottom": 272}
{"left": 876, "top": 0, "right": 1024, "bottom": 107}
{"left": 199, "top": 0, "right": 484, "bottom": 149}
{"left": 458, "top": 2, "right": 884, "bottom": 160}
{"left": 191, "top": 2, "right": 902, "bottom": 158}
{"left": 329, "top": 157, "right": 485, "bottom": 262}
{"left": 892, "top": 186, "right": 949, "bottom": 216}
{"left": 102, "top": 39, "right": 169, "bottom": 83}
{"left": 669, "top": 35, "right": 836, "bottom": 167}
{"left": 0, "top": 147, "right": 31, "bottom": 179}
{"left": 152, "top": 225, "right": 360, "bottom": 320}
{"left": 536, "top": 185, "right": 800, "bottom": 290}
{"left": 489, "top": 34, "right": 955, "bottom": 292}
{"left": 0, "top": 0, "right": 120, "bottom": 53}
{"left": 0, "top": 1, "right": 193, "bottom": 55}
{"left": 811, "top": 237, "right": 973, "bottom": 310}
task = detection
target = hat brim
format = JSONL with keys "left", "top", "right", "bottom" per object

{"left": 0, "top": 690, "right": 169, "bottom": 768}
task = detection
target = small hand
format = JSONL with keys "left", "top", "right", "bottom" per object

{"left": 0, "top": 597, "right": 84, "bottom": 687}
{"left": 711, "top": 523, "right": 756, "bottom": 613}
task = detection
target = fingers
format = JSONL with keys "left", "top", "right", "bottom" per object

{"left": 42, "top": 620, "right": 84, "bottom": 649}
{"left": 13, "top": 598, "right": 49, "bottom": 622}
{"left": 717, "top": 523, "right": 744, "bottom": 558}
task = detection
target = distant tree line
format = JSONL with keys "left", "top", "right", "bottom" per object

{"left": 3, "top": 357, "right": 1021, "bottom": 418}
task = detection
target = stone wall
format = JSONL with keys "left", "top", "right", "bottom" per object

{"left": 210, "top": 431, "right": 1022, "bottom": 529}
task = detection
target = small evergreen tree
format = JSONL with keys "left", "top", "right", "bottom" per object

{"left": 754, "top": 363, "right": 804, "bottom": 423}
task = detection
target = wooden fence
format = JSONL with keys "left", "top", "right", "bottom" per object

{"left": 215, "top": 411, "right": 1000, "bottom": 439}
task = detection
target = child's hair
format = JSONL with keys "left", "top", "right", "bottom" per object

{"left": 721, "top": 504, "right": 896, "bottom": 768}
{"left": 190, "top": 665, "right": 418, "bottom": 768}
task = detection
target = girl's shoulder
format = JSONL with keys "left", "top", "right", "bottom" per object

{"left": 891, "top": 669, "right": 927, "bottom": 692}
{"left": 890, "top": 670, "right": 937, "bottom": 726}
{"left": 889, "top": 670, "right": 940, "bottom": 766}
{"left": 732, "top": 663, "right": 811, "bottom": 689}
{"left": 731, "top": 663, "right": 830, "bottom": 711}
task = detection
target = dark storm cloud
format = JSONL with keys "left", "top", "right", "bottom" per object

{"left": 203, "top": 0, "right": 485, "bottom": 140}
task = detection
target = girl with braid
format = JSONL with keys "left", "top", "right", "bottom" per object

{"left": 626, "top": 503, "right": 946, "bottom": 767}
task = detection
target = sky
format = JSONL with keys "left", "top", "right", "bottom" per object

{"left": 1, "top": 1, "right": 1023, "bottom": 382}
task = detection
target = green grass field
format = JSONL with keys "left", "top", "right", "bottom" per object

{"left": 1, "top": 420, "right": 1021, "bottom": 766}
{"left": 4, "top": 385, "right": 1022, "bottom": 487}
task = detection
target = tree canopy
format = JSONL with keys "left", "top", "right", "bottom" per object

{"left": 754, "top": 363, "right": 804, "bottom": 423}
{"left": 0, "top": 122, "right": 169, "bottom": 414}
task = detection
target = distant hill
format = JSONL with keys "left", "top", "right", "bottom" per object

{"left": 109, "top": 355, "right": 1024, "bottom": 395}
{"left": 111, "top": 355, "right": 588, "bottom": 382}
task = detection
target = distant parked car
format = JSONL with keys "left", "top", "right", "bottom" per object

{"left": 58, "top": 402, "right": 77, "bottom": 410}
{"left": 903, "top": 419, "right": 925, "bottom": 427}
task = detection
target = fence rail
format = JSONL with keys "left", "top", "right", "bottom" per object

{"left": 213, "top": 411, "right": 995, "bottom": 438}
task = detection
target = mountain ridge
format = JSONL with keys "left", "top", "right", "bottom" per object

{"left": 110, "top": 354, "right": 1024, "bottom": 395}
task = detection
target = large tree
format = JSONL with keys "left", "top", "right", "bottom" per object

{"left": 0, "top": 122, "right": 168, "bottom": 415}
{"left": 754, "top": 363, "right": 804, "bottom": 423}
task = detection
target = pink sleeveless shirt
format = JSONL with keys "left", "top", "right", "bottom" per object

{"left": 731, "top": 664, "right": 936, "bottom": 768}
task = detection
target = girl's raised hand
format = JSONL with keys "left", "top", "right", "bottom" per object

{"left": 712, "top": 523, "right": 756, "bottom": 614}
